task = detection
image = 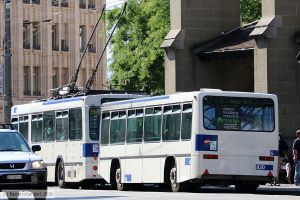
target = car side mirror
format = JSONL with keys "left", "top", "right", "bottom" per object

{"left": 32, "top": 145, "right": 41, "bottom": 152}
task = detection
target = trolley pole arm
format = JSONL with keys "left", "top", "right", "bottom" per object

{"left": 68, "top": 6, "right": 106, "bottom": 92}
{"left": 85, "top": 2, "right": 127, "bottom": 91}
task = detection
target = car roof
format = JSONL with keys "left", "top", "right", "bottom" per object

{"left": 0, "top": 129, "right": 18, "bottom": 133}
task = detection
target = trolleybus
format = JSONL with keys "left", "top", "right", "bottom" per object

{"left": 98, "top": 89, "right": 278, "bottom": 192}
{"left": 10, "top": 93, "right": 144, "bottom": 188}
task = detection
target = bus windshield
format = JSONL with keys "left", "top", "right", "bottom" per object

{"left": 203, "top": 96, "right": 275, "bottom": 132}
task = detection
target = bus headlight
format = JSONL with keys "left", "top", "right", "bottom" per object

{"left": 31, "top": 161, "right": 46, "bottom": 169}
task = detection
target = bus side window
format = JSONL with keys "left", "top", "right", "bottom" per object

{"left": 110, "top": 111, "right": 126, "bottom": 144}
{"left": 31, "top": 114, "right": 43, "bottom": 143}
{"left": 43, "top": 111, "right": 55, "bottom": 142}
{"left": 181, "top": 103, "right": 192, "bottom": 140}
{"left": 56, "top": 111, "right": 69, "bottom": 141}
{"left": 144, "top": 107, "right": 162, "bottom": 142}
{"left": 162, "top": 105, "right": 181, "bottom": 141}
{"left": 101, "top": 112, "right": 110, "bottom": 145}
{"left": 69, "top": 108, "right": 82, "bottom": 140}
{"left": 19, "top": 115, "right": 29, "bottom": 141}
{"left": 127, "top": 109, "right": 143, "bottom": 144}
{"left": 11, "top": 118, "right": 19, "bottom": 131}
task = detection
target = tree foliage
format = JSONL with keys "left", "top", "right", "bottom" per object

{"left": 240, "top": 0, "right": 262, "bottom": 24}
{"left": 106, "top": 0, "right": 170, "bottom": 94}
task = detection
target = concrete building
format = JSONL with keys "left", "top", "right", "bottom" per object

{"left": 0, "top": 0, "right": 106, "bottom": 123}
{"left": 162, "top": 0, "right": 300, "bottom": 140}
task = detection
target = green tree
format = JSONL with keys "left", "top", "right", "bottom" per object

{"left": 240, "top": 0, "right": 262, "bottom": 24}
{"left": 107, "top": 0, "right": 170, "bottom": 94}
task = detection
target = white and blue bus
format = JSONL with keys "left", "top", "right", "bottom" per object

{"left": 10, "top": 93, "right": 145, "bottom": 188}
{"left": 98, "top": 89, "right": 278, "bottom": 192}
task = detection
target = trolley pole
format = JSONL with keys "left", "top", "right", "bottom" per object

{"left": 3, "top": 0, "right": 12, "bottom": 123}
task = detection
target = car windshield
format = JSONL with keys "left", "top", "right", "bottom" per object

{"left": 0, "top": 132, "right": 30, "bottom": 152}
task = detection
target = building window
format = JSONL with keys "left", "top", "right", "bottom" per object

{"left": 80, "top": 0, "right": 86, "bottom": 9}
{"left": 61, "top": 0, "right": 68, "bottom": 7}
{"left": 23, "top": 66, "right": 31, "bottom": 95}
{"left": 23, "top": 21, "right": 31, "bottom": 49}
{"left": 61, "top": 23, "right": 69, "bottom": 51}
{"left": 52, "top": 67, "right": 59, "bottom": 89}
{"left": 52, "top": 0, "right": 59, "bottom": 6}
{"left": 52, "top": 24, "right": 59, "bottom": 51}
{"left": 32, "top": 22, "right": 41, "bottom": 50}
{"left": 61, "top": 68, "right": 69, "bottom": 85}
{"left": 32, "top": 0, "right": 40, "bottom": 5}
{"left": 79, "top": 25, "right": 86, "bottom": 52}
{"left": 88, "top": 26, "right": 96, "bottom": 53}
{"left": 23, "top": 0, "right": 30, "bottom": 4}
{"left": 33, "top": 66, "right": 41, "bottom": 96}
{"left": 88, "top": 0, "right": 95, "bottom": 9}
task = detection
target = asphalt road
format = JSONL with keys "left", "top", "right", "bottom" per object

{"left": 0, "top": 184, "right": 300, "bottom": 200}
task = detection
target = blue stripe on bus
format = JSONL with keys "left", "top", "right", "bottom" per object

{"left": 83, "top": 143, "right": 99, "bottom": 157}
{"left": 107, "top": 95, "right": 170, "bottom": 106}
{"left": 195, "top": 134, "right": 218, "bottom": 151}
{"left": 42, "top": 97, "right": 83, "bottom": 105}
{"left": 256, "top": 164, "right": 273, "bottom": 171}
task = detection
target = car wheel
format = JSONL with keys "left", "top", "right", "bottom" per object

{"left": 57, "top": 161, "right": 67, "bottom": 188}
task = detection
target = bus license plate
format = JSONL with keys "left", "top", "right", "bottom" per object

{"left": 7, "top": 175, "right": 22, "bottom": 180}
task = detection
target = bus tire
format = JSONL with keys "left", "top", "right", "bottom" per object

{"left": 57, "top": 161, "right": 67, "bottom": 188}
{"left": 169, "top": 163, "right": 185, "bottom": 192}
{"left": 115, "top": 167, "right": 125, "bottom": 191}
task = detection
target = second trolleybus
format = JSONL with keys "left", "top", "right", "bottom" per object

{"left": 98, "top": 89, "right": 278, "bottom": 192}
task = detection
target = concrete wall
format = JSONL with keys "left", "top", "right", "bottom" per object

{"left": 165, "top": 0, "right": 241, "bottom": 94}
{"left": 254, "top": 0, "right": 300, "bottom": 138}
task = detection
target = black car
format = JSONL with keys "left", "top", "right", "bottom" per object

{"left": 0, "top": 128, "right": 47, "bottom": 200}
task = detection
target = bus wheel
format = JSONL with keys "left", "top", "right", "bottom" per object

{"left": 57, "top": 161, "right": 67, "bottom": 188}
{"left": 115, "top": 167, "right": 125, "bottom": 191}
{"left": 170, "top": 164, "right": 181, "bottom": 192}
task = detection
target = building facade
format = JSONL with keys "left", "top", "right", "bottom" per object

{"left": 162, "top": 0, "right": 300, "bottom": 140}
{"left": 0, "top": 0, "right": 107, "bottom": 123}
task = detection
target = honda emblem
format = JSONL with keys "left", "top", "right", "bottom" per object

{"left": 10, "top": 164, "right": 15, "bottom": 169}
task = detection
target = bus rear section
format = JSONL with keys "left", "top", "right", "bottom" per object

{"left": 193, "top": 94, "right": 278, "bottom": 191}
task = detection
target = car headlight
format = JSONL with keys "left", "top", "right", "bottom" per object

{"left": 31, "top": 160, "right": 46, "bottom": 169}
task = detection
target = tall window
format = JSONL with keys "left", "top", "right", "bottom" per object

{"left": 61, "top": 0, "right": 68, "bottom": 7}
{"left": 69, "top": 109, "right": 82, "bottom": 140}
{"left": 52, "top": 67, "right": 59, "bottom": 89}
{"left": 33, "top": 66, "right": 41, "bottom": 96}
{"left": 31, "top": 114, "right": 43, "bottom": 142}
{"left": 52, "top": 0, "right": 59, "bottom": 6}
{"left": 23, "top": 66, "right": 31, "bottom": 95}
{"left": 32, "top": 22, "right": 41, "bottom": 50}
{"left": 144, "top": 107, "right": 162, "bottom": 142}
{"left": 80, "top": 0, "right": 86, "bottom": 9}
{"left": 52, "top": 23, "right": 59, "bottom": 51}
{"left": 88, "top": 26, "right": 96, "bottom": 53}
{"left": 56, "top": 111, "right": 69, "bottom": 141}
{"left": 162, "top": 105, "right": 181, "bottom": 141}
{"left": 23, "top": 21, "right": 31, "bottom": 49}
{"left": 88, "top": 0, "right": 95, "bottom": 9}
{"left": 90, "top": 107, "right": 100, "bottom": 140}
{"left": 110, "top": 111, "right": 126, "bottom": 144}
{"left": 43, "top": 111, "right": 55, "bottom": 142}
{"left": 19, "top": 116, "right": 29, "bottom": 141}
{"left": 32, "top": 0, "right": 40, "bottom": 5}
{"left": 79, "top": 25, "right": 86, "bottom": 52}
{"left": 181, "top": 104, "right": 192, "bottom": 140}
{"left": 101, "top": 112, "right": 110, "bottom": 145}
{"left": 61, "top": 23, "right": 69, "bottom": 51}
{"left": 127, "top": 109, "right": 143, "bottom": 143}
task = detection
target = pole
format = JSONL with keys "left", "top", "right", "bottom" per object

{"left": 3, "top": 0, "right": 12, "bottom": 123}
